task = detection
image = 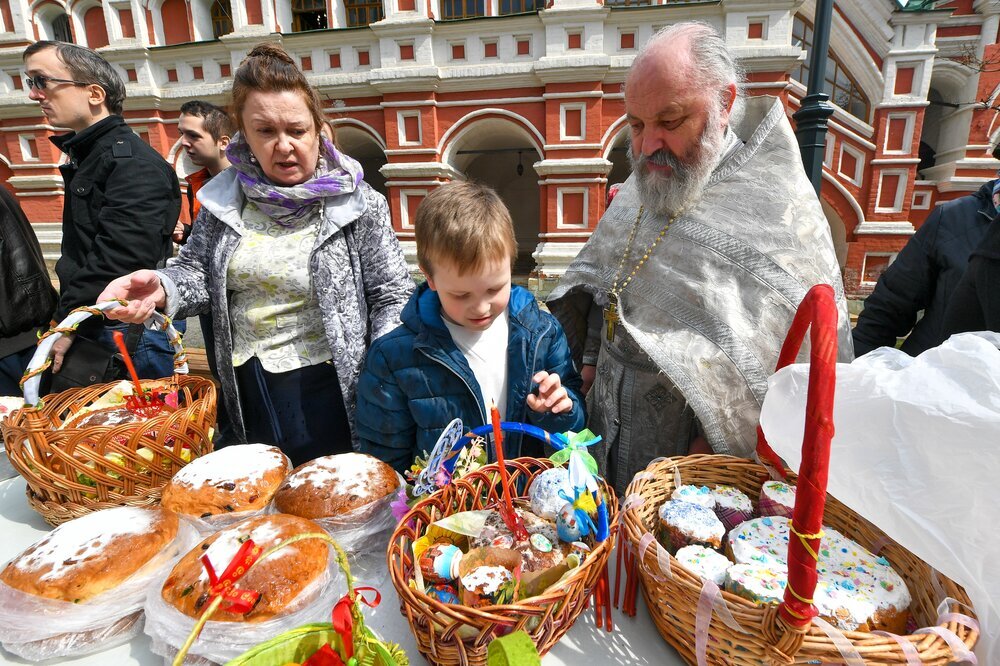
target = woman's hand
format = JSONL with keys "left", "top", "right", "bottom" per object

{"left": 527, "top": 371, "right": 573, "bottom": 415}
{"left": 98, "top": 270, "right": 167, "bottom": 324}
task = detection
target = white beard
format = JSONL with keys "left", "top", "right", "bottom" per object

{"left": 629, "top": 103, "right": 728, "bottom": 218}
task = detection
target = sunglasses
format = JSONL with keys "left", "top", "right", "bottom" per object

{"left": 24, "top": 74, "right": 90, "bottom": 90}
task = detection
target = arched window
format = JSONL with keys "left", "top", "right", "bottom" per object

{"left": 161, "top": 0, "right": 192, "bottom": 44}
{"left": 84, "top": 5, "right": 109, "bottom": 48}
{"left": 792, "top": 15, "right": 870, "bottom": 122}
{"left": 344, "top": 0, "right": 381, "bottom": 27}
{"left": 210, "top": 0, "right": 233, "bottom": 37}
{"left": 291, "top": 0, "right": 326, "bottom": 32}
{"left": 52, "top": 13, "right": 72, "bottom": 41}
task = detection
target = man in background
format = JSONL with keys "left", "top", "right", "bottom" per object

{"left": 173, "top": 100, "right": 232, "bottom": 242}
{"left": 23, "top": 40, "right": 181, "bottom": 379}
{"left": 852, "top": 176, "right": 998, "bottom": 356}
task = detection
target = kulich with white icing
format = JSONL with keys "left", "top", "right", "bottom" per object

{"left": 671, "top": 485, "right": 716, "bottom": 509}
{"left": 657, "top": 500, "right": 725, "bottom": 553}
{"left": 161, "top": 514, "right": 328, "bottom": 622}
{"left": 727, "top": 516, "right": 911, "bottom": 632}
{"left": 1, "top": 507, "right": 178, "bottom": 602}
{"left": 161, "top": 444, "right": 291, "bottom": 518}
{"left": 758, "top": 480, "right": 796, "bottom": 519}
{"left": 725, "top": 564, "right": 787, "bottom": 604}
{"left": 710, "top": 485, "right": 754, "bottom": 530}
{"left": 274, "top": 452, "right": 399, "bottom": 520}
{"left": 675, "top": 545, "right": 731, "bottom": 585}
{"left": 459, "top": 566, "right": 515, "bottom": 607}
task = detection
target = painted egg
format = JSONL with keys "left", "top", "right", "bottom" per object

{"left": 556, "top": 502, "right": 583, "bottom": 542}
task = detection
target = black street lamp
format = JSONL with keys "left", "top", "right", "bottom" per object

{"left": 793, "top": 0, "right": 836, "bottom": 196}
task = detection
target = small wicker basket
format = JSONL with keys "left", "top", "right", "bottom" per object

{"left": 620, "top": 285, "right": 978, "bottom": 665}
{"left": 387, "top": 456, "right": 618, "bottom": 666}
{"left": 1, "top": 302, "right": 216, "bottom": 526}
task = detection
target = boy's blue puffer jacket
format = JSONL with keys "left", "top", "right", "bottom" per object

{"left": 357, "top": 282, "right": 585, "bottom": 473}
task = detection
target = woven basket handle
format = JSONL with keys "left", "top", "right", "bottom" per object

{"left": 20, "top": 300, "right": 188, "bottom": 408}
{"left": 451, "top": 421, "right": 569, "bottom": 462}
{"left": 755, "top": 284, "right": 839, "bottom": 630}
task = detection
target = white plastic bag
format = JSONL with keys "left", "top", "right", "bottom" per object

{"left": 0, "top": 520, "right": 199, "bottom": 661}
{"left": 143, "top": 548, "right": 344, "bottom": 664}
{"left": 759, "top": 331, "right": 1000, "bottom": 664}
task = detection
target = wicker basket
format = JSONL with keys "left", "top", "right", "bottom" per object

{"left": 620, "top": 285, "right": 978, "bottom": 665}
{"left": 388, "top": 456, "right": 618, "bottom": 666}
{"left": 0, "top": 302, "right": 216, "bottom": 526}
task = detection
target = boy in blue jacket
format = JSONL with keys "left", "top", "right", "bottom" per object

{"left": 357, "top": 181, "right": 585, "bottom": 473}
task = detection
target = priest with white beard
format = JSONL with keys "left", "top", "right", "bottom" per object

{"left": 548, "top": 21, "right": 854, "bottom": 493}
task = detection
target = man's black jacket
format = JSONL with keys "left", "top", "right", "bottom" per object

{"left": 852, "top": 180, "right": 997, "bottom": 356}
{"left": 50, "top": 115, "right": 180, "bottom": 335}
{"left": 0, "top": 184, "right": 57, "bottom": 358}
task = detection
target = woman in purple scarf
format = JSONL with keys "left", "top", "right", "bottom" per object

{"left": 98, "top": 44, "right": 414, "bottom": 464}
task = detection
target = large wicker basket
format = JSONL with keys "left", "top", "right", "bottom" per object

{"left": 388, "top": 456, "right": 618, "bottom": 666}
{"left": 0, "top": 302, "right": 216, "bottom": 526}
{"left": 620, "top": 285, "right": 978, "bottom": 665}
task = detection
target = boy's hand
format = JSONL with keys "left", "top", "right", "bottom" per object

{"left": 527, "top": 371, "right": 573, "bottom": 415}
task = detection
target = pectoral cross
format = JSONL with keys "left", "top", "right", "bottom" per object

{"left": 604, "top": 293, "right": 619, "bottom": 342}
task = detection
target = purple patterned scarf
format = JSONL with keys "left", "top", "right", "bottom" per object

{"left": 226, "top": 132, "right": 365, "bottom": 227}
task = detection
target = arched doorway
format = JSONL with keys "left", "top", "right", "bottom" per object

{"left": 334, "top": 124, "right": 387, "bottom": 198}
{"left": 606, "top": 126, "right": 630, "bottom": 190}
{"left": 443, "top": 116, "right": 543, "bottom": 275}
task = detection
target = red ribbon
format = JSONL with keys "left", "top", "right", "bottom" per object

{"left": 331, "top": 587, "right": 381, "bottom": 660}
{"left": 199, "top": 539, "right": 263, "bottom": 614}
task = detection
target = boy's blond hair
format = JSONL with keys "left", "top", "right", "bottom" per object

{"left": 415, "top": 181, "right": 518, "bottom": 276}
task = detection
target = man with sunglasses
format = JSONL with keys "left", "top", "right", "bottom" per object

{"left": 23, "top": 41, "right": 182, "bottom": 382}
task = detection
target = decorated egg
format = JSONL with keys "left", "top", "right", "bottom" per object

{"left": 426, "top": 583, "right": 461, "bottom": 605}
{"left": 529, "top": 467, "right": 573, "bottom": 520}
{"left": 418, "top": 542, "right": 463, "bottom": 585}
{"left": 556, "top": 502, "right": 583, "bottom": 542}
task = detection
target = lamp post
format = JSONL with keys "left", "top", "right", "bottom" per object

{"left": 793, "top": 0, "right": 836, "bottom": 196}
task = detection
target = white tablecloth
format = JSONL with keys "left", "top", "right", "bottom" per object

{"left": 0, "top": 478, "right": 688, "bottom": 665}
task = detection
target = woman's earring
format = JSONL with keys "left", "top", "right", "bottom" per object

{"left": 249, "top": 154, "right": 257, "bottom": 164}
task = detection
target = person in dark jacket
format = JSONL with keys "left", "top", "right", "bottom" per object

{"left": 357, "top": 182, "right": 585, "bottom": 474}
{"left": 23, "top": 41, "right": 182, "bottom": 379}
{"left": 0, "top": 186, "right": 58, "bottom": 395}
{"left": 942, "top": 180, "right": 1000, "bottom": 337}
{"left": 852, "top": 179, "right": 997, "bottom": 356}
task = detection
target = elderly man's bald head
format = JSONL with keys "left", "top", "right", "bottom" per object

{"left": 626, "top": 22, "right": 742, "bottom": 114}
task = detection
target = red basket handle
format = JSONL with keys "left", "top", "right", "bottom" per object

{"left": 755, "top": 284, "right": 839, "bottom": 629}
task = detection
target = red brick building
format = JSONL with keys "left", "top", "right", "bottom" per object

{"left": 0, "top": 0, "right": 997, "bottom": 302}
